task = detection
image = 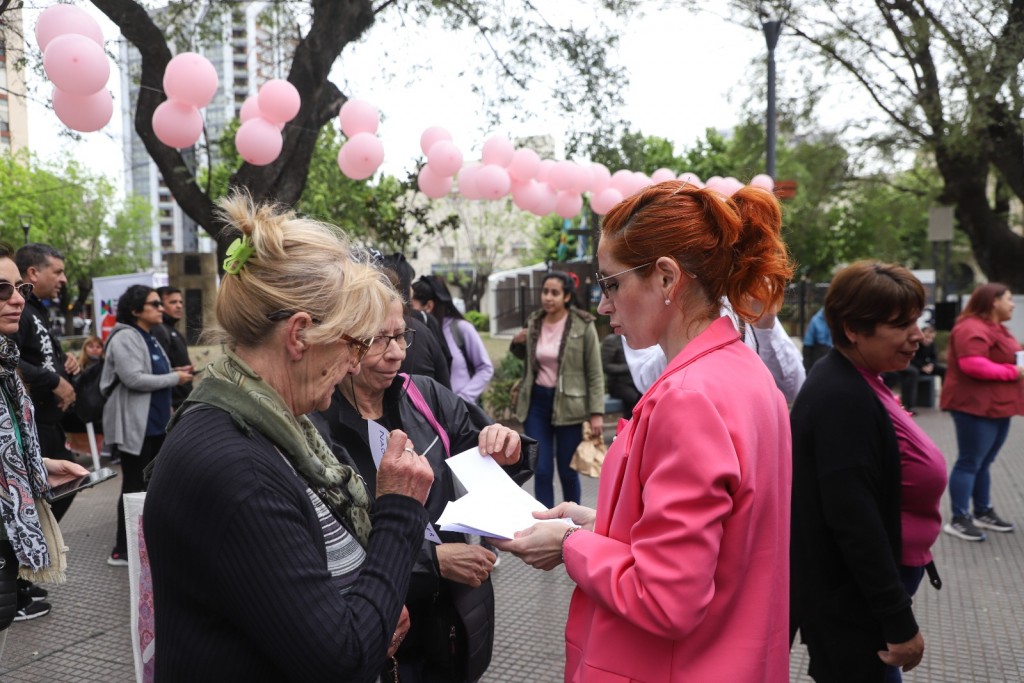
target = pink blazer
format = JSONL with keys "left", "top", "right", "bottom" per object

{"left": 562, "top": 316, "right": 792, "bottom": 682}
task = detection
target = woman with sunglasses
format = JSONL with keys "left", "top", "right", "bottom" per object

{"left": 496, "top": 181, "right": 794, "bottom": 682}
{"left": 0, "top": 244, "right": 89, "bottom": 656}
{"left": 509, "top": 271, "right": 604, "bottom": 508}
{"left": 318, "top": 269, "right": 530, "bottom": 683}
{"left": 100, "top": 284, "right": 193, "bottom": 567}
{"left": 143, "top": 193, "right": 434, "bottom": 681}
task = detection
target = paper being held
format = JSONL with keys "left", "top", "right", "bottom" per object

{"left": 437, "top": 447, "right": 572, "bottom": 540}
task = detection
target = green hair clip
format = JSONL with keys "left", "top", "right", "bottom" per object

{"left": 223, "top": 236, "right": 255, "bottom": 275}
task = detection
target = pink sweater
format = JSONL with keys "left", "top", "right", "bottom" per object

{"left": 562, "top": 317, "right": 792, "bottom": 682}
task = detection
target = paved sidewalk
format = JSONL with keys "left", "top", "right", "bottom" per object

{"left": 3, "top": 408, "right": 1024, "bottom": 681}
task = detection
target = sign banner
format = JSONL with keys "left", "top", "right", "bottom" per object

{"left": 91, "top": 273, "right": 164, "bottom": 340}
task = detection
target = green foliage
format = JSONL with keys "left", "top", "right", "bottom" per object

{"left": 482, "top": 349, "right": 524, "bottom": 422}
{"left": 588, "top": 130, "right": 685, "bottom": 174}
{"left": 464, "top": 310, "right": 489, "bottom": 332}
{"left": 0, "top": 152, "right": 152, "bottom": 306}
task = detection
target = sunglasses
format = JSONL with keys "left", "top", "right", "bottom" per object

{"left": 143, "top": 300, "right": 164, "bottom": 308}
{"left": 0, "top": 281, "right": 34, "bottom": 302}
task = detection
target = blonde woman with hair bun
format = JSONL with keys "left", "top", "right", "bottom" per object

{"left": 143, "top": 191, "right": 435, "bottom": 682}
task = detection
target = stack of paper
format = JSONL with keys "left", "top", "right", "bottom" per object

{"left": 436, "top": 447, "right": 571, "bottom": 540}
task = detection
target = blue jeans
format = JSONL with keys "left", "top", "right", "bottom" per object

{"left": 883, "top": 565, "right": 926, "bottom": 683}
{"left": 524, "top": 385, "right": 582, "bottom": 508}
{"left": 948, "top": 411, "right": 1011, "bottom": 517}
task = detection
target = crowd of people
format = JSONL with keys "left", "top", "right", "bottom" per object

{"left": 1, "top": 178, "right": 1022, "bottom": 682}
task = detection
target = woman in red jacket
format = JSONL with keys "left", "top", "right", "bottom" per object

{"left": 941, "top": 284, "right": 1024, "bottom": 541}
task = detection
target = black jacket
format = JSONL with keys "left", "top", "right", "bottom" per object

{"left": 151, "top": 315, "right": 192, "bottom": 408}
{"left": 16, "top": 295, "right": 69, "bottom": 424}
{"left": 317, "top": 375, "right": 532, "bottom": 682}
{"left": 790, "top": 350, "right": 916, "bottom": 680}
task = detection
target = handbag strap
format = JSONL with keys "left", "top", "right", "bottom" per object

{"left": 401, "top": 373, "right": 451, "bottom": 458}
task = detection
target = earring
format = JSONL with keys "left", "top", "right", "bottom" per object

{"left": 664, "top": 299, "right": 671, "bottom": 306}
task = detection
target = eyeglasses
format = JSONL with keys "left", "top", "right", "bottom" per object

{"left": 341, "top": 333, "right": 375, "bottom": 363}
{"left": 594, "top": 263, "right": 652, "bottom": 299}
{"left": 267, "top": 310, "right": 323, "bottom": 325}
{"left": 144, "top": 300, "right": 164, "bottom": 308}
{"left": 365, "top": 329, "right": 415, "bottom": 357}
{"left": 0, "top": 281, "right": 33, "bottom": 302}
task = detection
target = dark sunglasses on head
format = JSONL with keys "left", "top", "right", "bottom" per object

{"left": 0, "top": 281, "right": 33, "bottom": 302}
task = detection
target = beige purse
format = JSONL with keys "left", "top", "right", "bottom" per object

{"left": 570, "top": 422, "right": 607, "bottom": 477}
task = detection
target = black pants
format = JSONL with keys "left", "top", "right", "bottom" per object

{"left": 0, "top": 540, "right": 18, "bottom": 631}
{"left": 113, "top": 435, "right": 164, "bottom": 554}
{"left": 37, "top": 422, "right": 76, "bottom": 522}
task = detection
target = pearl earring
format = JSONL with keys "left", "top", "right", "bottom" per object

{"left": 664, "top": 299, "right": 671, "bottom": 306}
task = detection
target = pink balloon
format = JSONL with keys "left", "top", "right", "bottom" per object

{"left": 511, "top": 179, "right": 542, "bottom": 212}
{"left": 535, "top": 159, "right": 555, "bottom": 184}
{"left": 678, "top": 172, "right": 704, "bottom": 188}
{"left": 257, "top": 79, "right": 300, "bottom": 124}
{"left": 749, "top": 174, "right": 775, "bottom": 191}
{"left": 163, "top": 52, "right": 218, "bottom": 108}
{"left": 418, "top": 165, "right": 452, "bottom": 199}
{"left": 338, "top": 132, "right": 385, "bottom": 180}
{"left": 609, "top": 169, "right": 633, "bottom": 195}
{"left": 240, "top": 96, "right": 261, "bottom": 123}
{"left": 548, "top": 160, "right": 579, "bottom": 192}
{"left": 52, "top": 87, "right": 112, "bottom": 133}
{"left": 43, "top": 34, "right": 109, "bottom": 96}
{"left": 420, "top": 126, "right": 452, "bottom": 156}
{"left": 569, "top": 164, "right": 591, "bottom": 194}
{"left": 481, "top": 136, "right": 514, "bottom": 167}
{"left": 235, "top": 118, "right": 283, "bottom": 166}
{"left": 718, "top": 177, "right": 745, "bottom": 197}
{"left": 152, "top": 99, "right": 203, "bottom": 149}
{"left": 426, "top": 140, "right": 463, "bottom": 177}
{"left": 704, "top": 176, "right": 724, "bottom": 192}
{"left": 651, "top": 168, "right": 676, "bottom": 184}
{"left": 476, "top": 165, "right": 511, "bottom": 199}
{"left": 590, "top": 187, "right": 624, "bottom": 215}
{"left": 36, "top": 4, "right": 103, "bottom": 51}
{"left": 531, "top": 183, "right": 559, "bottom": 216}
{"left": 588, "top": 163, "right": 611, "bottom": 194}
{"left": 508, "top": 148, "right": 540, "bottom": 182}
{"left": 339, "top": 98, "right": 380, "bottom": 137}
{"left": 629, "top": 172, "right": 652, "bottom": 197}
{"left": 555, "top": 191, "right": 583, "bottom": 219}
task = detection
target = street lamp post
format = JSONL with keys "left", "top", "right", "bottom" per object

{"left": 18, "top": 214, "right": 31, "bottom": 246}
{"left": 761, "top": 16, "right": 782, "bottom": 179}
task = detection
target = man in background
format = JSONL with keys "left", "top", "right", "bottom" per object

{"left": 151, "top": 286, "right": 193, "bottom": 410}
{"left": 15, "top": 243, "right": 80, "bottom": 620}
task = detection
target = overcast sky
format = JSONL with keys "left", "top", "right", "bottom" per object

{"left": 22, "top": 2, "right": 801, "bottom": 192}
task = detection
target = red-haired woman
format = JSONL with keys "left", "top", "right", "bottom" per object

{"left": 941, "top": 283, "right": 1024, "bottom": 541}
{"left": 497, "top": 182, "right": 794, "bottom": 682}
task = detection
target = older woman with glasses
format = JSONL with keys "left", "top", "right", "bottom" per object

{"left": 318, "top": 271, "right": 531, "bottom": 683}
{"left": 101, "top": 284, "right": 193, "bottom": 567}
{"left": 143, "top": 193, "right": 434, "bottom": 682}
{"left": 497, "top": 181, "right": 794, "bottom": 682}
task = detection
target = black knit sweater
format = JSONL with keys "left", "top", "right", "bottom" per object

{"left": 144, "top": 405, "right": 427, "bottom": 682}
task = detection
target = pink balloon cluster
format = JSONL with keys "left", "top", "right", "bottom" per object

{"left": 152, "top": 52, "right": 219, "bottom": 149}
{"left": 235, "top": 79, "right": 301, "bottom": 166}
{"left": 337, "top": 99, "right": 384, "bottom": 181}
{"left": 411, "top": 128, "right": 778, "bottom": 219}
{"left": 38, "top": 5, "right": 112, "bottom": 133}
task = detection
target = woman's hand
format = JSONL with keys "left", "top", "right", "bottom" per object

{"left": 43, "top": 458, "right": 89, "bottom": 488}
{"left": 436, "top": 543, "right": 496, "bottom": 587}
{"left": 387, "top": 605, "right": 410, "bottom": 657}
{"left": 535, "top": 502, "right": 597, "bottom": 531}
{"left": 174, "top": 367, "right": 194, "bottom": 385}
{"left": 512, "top": 328, "right": 528, "bottom": 344}
{"left": 376, "top": 430, "right": 434, "bottom": 503}
{"left": 478, "top": 424, "right": 521, "bottom": 466}
{"left": 490, "top": 522, "right": 573, "bottom": 571}
{"left": 878, "top": 631, "right": 924, "bottom": 671}
{"left": 588, "top": 414, "right": 604, "bottom": 438}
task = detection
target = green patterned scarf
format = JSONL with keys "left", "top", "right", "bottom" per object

{"left": 171, "top": 349, "right": 372, "bottom": 546}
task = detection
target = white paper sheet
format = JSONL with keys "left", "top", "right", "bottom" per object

{"left": 437, "top": 447, "right": 571, "bottom": 539}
